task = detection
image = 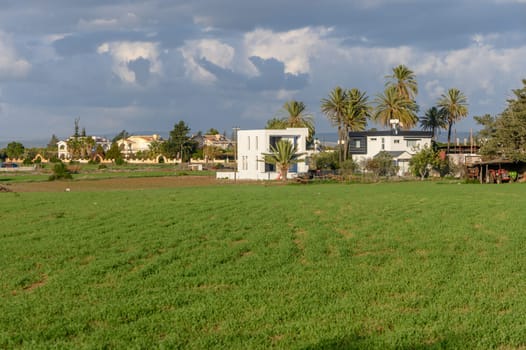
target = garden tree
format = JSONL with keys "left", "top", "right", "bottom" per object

{"left": 105, "top": 141, "right": 122, "bottom": 161}
{"left": 385, "top": 65, "right": 418, "bottom": 107}
{"left": 374, "top": 85, "right": 418, "bottom": 129}
{"left": 203, "top": 145, "right": 222, "bottom": 163}
{"left": 81, "top": 136, "right": 95, "bottom": 159}
{"left": 437, "top": 88, "right": 469, "bottom": 154}
{"left": 67, "top": 118, "right": 82, "bottom": 159}
{"left": 5, "top": 141, "right": 25, "bottom": 159}
{"left": 474, "top": 114, "right": 498, "bottom": 158}
{"left": 112, "top": 130, "right": 130, "bottom": 143}
{"left": 206, "top": 128, "right": 220, "bottom": 135}
{"left": 148, "top": 140, "right": 164, "bottom": 159}
{"left": 48, "top": 162, "right": 72, "bottom": 181}
{"left": 343, "top": 88, "right": 371, "bottom": 161}
{"left": 164, "top": 120, "right": 197, "bottom": 162}
{"left": 265, "top": 117, "right": 287, "bottom": 129}
{"left": 409, "top": 145, "right": 440, "bottom": 180}
{"left": 478, "top": 80, "right": 526, "bottom": 161}
{"left": 95, "top": 144, "right": 105, "bottom": 157}
{"left": 364, "top": 151, "right": 398, "bottom": 178}
{"left": 311, "top": 151, "right": 339, "bottom": 171}
{"left": 419, "top": 107, "right": 448, "bottom": 140}
{"left": 278, "top": 100, "right": 315, "bottom": 143}
{"left": 321, "top": 86, "right": 348, "bottom": 164}
{"left": 262, "top": 139, "right": 306, "bottom": 181}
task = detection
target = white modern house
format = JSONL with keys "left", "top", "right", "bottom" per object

{"left": 348, "top": 129, "right": 433, "bottom": 176}
{"left": 217, "top": 128, "right": 309, "bottom": 180}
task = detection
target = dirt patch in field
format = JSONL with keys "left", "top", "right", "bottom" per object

{"left": 4, "top": 176, "right": 222, "bottom": 193}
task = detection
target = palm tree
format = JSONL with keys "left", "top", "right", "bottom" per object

{"left": 374, "top": 86, "right": 418, "bottom": 129}
{"left": 321, "top": 86, "right": 347, "bottom": 163}
{"left": 265, "top": 117, "right": 287, "bottom": 130}
{"left": 385, "top": 65, "right": 418, "bottom": 100}
{"left": 262, "top": 139, "right": 306, "bottom": 181}
{"left": 437, "top": 88, "right": 469, "bottom": 153}
{"left": 279, "top": 100, "right": 315, "bottom": 142}
{"left": 343, "top": 88, "right": 371, "bottom": 160}
{"left": 419, "top": 107, "right": 447, "bottom": 140}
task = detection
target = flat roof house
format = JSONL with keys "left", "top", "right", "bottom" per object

{"left": 348, "top": 130, "right": 433, "bottom": 176}
{"left": 233, "top": 128, "right": 309, "bottom": 180}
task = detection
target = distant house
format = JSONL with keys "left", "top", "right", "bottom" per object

{"left": 232, "top": 128, "right": 309, "bottom": 180}
{"left": 116, "top": 134, "right": 163, "bottom": 157}
{"left": 348, "top": 130, "right": 433, "bottom": 175}
{"left": 57, "top": 136, "right": 112, "bottom": 160}
{"left": 193, "top": 134, "right": 233, "bottom": 150}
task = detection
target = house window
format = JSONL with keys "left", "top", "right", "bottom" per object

{"left": 370, "top": 138, "right": 377, "bottom": 141}
{"left": 242, "top": 156, "right": 248, "bottom": 170}
{"left": 394, "top": 139, "right": 400, "bottom": 144}
{"left": 355, "top": 139, "right": 361, "bottom": 148}
{"left": 381, "top": 138, "right": 385, "bottom": 150}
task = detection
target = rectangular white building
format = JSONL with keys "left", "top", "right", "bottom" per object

{"left": 217, "top": 128, "right": 309, "bottom": 180}
{"left": 348, "top": 130, "right": 433, "bottom": 176}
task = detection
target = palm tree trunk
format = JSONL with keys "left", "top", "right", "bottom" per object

{"left": 280, "top": 165, "right": 288, "bottom": 181}
{"left": 337, "top": 125, "right": 343, "bottom": 164}
{"left": 344, "top": 127, "right": 349, "bottom": 161}
{"left": 447, "top": 121, "right": 453, "bottom": 154}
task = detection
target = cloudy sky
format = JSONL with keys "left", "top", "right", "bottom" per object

{"left": 0, "top": 0, "right": 525, "bottom": 145}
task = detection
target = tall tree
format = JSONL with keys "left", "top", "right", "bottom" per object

{"left": 67, "top": 118, "right": 82, "bottom": 159}
{"left": 278, "top": 100, "right": 315, "bottom": 142}
{"left": 261, "top": 139, "right": 306, "bottom": 181}
{"left": 265, "top": 117, "right": 287, "bottom": 130}
{"left": 437, "top": 88, "right": 469, "bottom": 153}
{"left": 343, "top": 88, "right": 371, "bottom": 160}
{"left": 321, "top": 86, "right": 347, "bottom": 163}
{"left": 385, "top": 64, "right": 418, "bottom": 101}
{"left": 419, "top": 107, "right": 447, "bottom": 140}
{"left": 106, "top": 142, "right": 122, "bottom": 161}
{"left": 374, "top": 86, "right": 418, "bottom": 129}
{"left": 163, "top": 120, "right": 197, "bottom": 162}
{"left": 478, "top": 79, "right": 526, "bottom": 161}
{"left": 5, "top": 141, "right": 25, "bottom": 159}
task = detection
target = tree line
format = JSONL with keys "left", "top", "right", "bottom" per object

{"left": 265, "top": 64, "right": 469, "bottom": 167}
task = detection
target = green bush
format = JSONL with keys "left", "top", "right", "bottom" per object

{"left": 114, "top": 157, "right": 126, "bottom": 166}
{"left": 48, "top": 162, "right": 73, "bottom": 181}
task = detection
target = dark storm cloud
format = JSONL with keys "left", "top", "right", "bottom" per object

{"left": 246, "top": 57, "right": 309, "bottom": 91}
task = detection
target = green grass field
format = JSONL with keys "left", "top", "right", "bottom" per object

{"left": 2, "top": 181, "right": 526, "bottom": 349}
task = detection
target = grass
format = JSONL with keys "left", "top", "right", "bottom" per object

{"left": 0, "top": 164, "right": 215, "bottom": 183}
{"left": 2, "top": 181, "right": 526, "bottom": 348}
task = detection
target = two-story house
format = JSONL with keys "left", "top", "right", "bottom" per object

{"left": 348, "top": 130, "right": 433, "bottom": 175}
{"left": 116, "top": 134, "right": 163, "bottom": 157}
{"left": 234, "top": 128, "right": 309, "bottom": 180}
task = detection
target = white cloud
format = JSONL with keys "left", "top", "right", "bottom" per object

{"left": 97, "top": 41, "right": 161, "bottom": 83}
{"left": 179, "top": 39, "right": 238, "bottom": 83}
{"left": 0, "top": 31, "right": 31, "bottom": 78}
{"left": 244, "top": 27, "right": 334, "bottom": 75}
